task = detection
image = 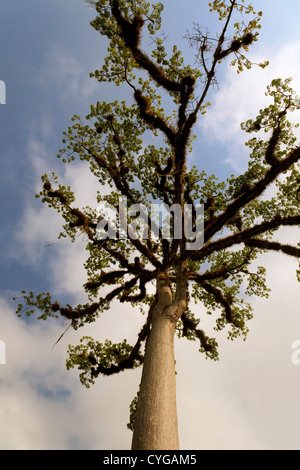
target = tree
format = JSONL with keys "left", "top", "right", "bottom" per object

{"left": 15, "top": 0, "right": 300, "bottom": 450}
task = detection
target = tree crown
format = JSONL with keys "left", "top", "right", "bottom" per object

{"left": 15, "top": 0, "right": 300, "bottom": 396}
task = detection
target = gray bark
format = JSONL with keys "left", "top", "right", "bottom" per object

{"left": 131, "top": 265, "right": 187, "bottom": 450}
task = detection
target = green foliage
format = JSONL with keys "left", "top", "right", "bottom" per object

{"left": 14, "top": 291, "right": 59, "bottom": 320}
{"left": 66, "top": 336, "right": 143, "bottom": 387}
{"left": 127, "top": 392, "right": 139, "bottom": 431}
{"left": 89, "top": 0, "right": 164, "bottom": 86}
{"left": 15, "top": 1, "right": 300, "bottom": 430}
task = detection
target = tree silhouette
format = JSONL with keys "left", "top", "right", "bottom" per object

{"left": 15, "top": 0, "right": 300, "bottom": 450}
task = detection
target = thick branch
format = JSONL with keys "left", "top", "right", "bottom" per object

{"left": 161, "top": 261, "right": 188, "bottom": 324}
{"left": 188, "top": 265, "right": 230, "bottom": 282}
{"left": 191, "top": 215, "right": 300, "bottom": 260}
{"left": 204, "top": 146, "right": 300, "bottom": 241}
{"left": 189, "top": 250, "right": 253, "bottom": 282}
{"left": 84, "top": 270, "right": 127, "bottom": 290}
{"left": 181, "top": 312, "right": 214, "bottom": 353}
{"left": 111, "top": 0, "right": 184, "bottom": 93}
{"left": 91, "top": 312, "right": 152, "bottom": 376}
{"left": 245, "top": 238, "right": 300, "bottom": 258}
{"left": 51, "top": 301, "right": 100, "bottom": 321}
{"left": 134, "top": 88, "right": 176, "bottom": 144}
{"left": 201, "top": 281, "right": 237, "bottom": 325}
{"left": 88, "top": 293, "right": 159, "bottom": 377}
{"left": 265, "top": 125, "right": 281, "bottom": 166}
{"left": 120, "top": 277, "right": 148, "bottom": 302}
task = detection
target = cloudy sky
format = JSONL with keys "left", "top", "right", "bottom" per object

{"left": 1, "top": 0, "right": 300, "bottom": 450}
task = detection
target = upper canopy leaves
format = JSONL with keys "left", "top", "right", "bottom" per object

{"left": 15, "top": 1, "right": 300, "bottom": 379}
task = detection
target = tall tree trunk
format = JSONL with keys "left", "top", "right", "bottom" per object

{"left": 131, "top": 265, "right": 187, "bottom": 450}
{"left": 131, "top": 312, "right": 179, "bottom": 450}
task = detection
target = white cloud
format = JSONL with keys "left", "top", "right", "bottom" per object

{"left": 175, "top": 243, "right": 300, "bottom": 450}
{"left": 14, "top": 121, "right": 110, "bottom": 271}
{"left": 3, "top": 123, "right": 148, "bottom": 446}
{"left": 2, "top": 234, "right": 300, "bottom": 450}
{"left": 13, "top": 204, "right": 63, "bottom": 268}
{"left": 0, "top": 296, "right": 142, "bottom": 450}
{"left": 35, "top": 44, "right": 100, "bottom": 104}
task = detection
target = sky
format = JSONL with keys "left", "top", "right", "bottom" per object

{"left": 1, "top": 0, "right": 300, "bottom": 450}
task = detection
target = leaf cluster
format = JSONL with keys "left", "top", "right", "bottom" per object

{"left": 16, "top": 1, "right": 300, "bottom": 391}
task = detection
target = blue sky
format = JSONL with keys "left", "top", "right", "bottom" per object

{"left": 1, "top": 0, "right": 300, "bottom": 450}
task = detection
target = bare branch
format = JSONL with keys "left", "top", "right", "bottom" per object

{"left": 245, "top": 238, "right": 300, "bottom": 258}
{"left": 191, "top": 215, "right": 300, "bottom": 260}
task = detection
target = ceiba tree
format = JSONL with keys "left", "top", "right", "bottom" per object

{"left": 15, "top": 0, "right": 300, "bottom": 450}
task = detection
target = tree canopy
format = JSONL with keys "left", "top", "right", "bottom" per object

{"left": 15, "top": 0, "right": 300, "bottom": 443}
